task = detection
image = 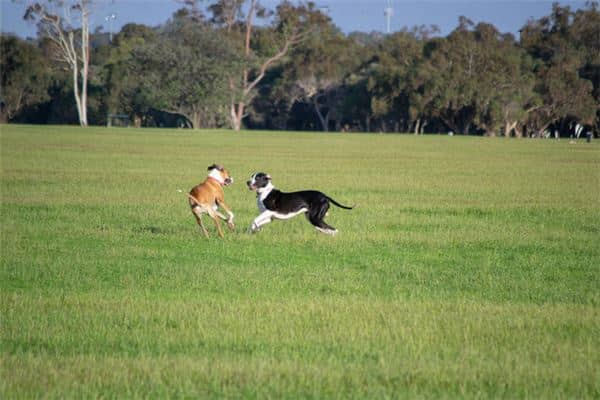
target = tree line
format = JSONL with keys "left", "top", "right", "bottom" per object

{"left": 1, "top": 0, "right": 599, "bottom": 137}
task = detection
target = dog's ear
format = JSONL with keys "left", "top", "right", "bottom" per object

{"left": 207, "top": 164, "right": 224, "bottom": 171}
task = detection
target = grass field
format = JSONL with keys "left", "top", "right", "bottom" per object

{"left": 1, "top": 124, "right": 599, "bottom": 398}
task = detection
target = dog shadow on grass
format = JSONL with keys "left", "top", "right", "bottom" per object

{"left": 132, "top": 226, "right": 172, "bottom": 235}
{"left": 132, "top": 225, "right": 235, "bottom": 238}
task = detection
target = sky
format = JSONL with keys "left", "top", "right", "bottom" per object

{"left": 0, "top": 0, "right": 591, "bottom": 39}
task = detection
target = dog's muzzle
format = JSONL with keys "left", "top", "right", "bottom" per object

{"left": 224, "top": 177, "right": 233, "bottom": 186}
{"left": 246, "top": 180, "right": 256, "bottom": 190}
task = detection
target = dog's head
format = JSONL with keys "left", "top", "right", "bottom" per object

{"left": 207, "top": 164, "right": 233, "bottom": 186}
{"left": 247, "top": 172, "right": 271, "bottom": 192}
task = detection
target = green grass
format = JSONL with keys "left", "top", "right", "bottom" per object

{"left": 1, "top": 124, "right": 599, "bottom": 398}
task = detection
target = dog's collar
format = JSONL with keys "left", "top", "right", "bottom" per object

{"left": 208, "top": 176, "right": 224, "bottom": 186}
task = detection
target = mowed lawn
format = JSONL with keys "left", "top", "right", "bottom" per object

{"left": 1, "top": 124, "right": 599, "bottom": 398}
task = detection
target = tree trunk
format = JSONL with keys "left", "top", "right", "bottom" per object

{"left": 312, "top": 96, "right": 328, "bottom": 131}
{"left": 69, "top": 3, "right": 89, "bottom": 127}
{"left": 413, "top": 118, "right": 421, "bottom": 135}
{"left": 71, "top": 35, "right": 84, "bottom": 126}
{"left": 79, "top": 8, "right": 89, "bottom": 127}
{"left": 504, "top": 121, "right": 517, "bottom": 137}
{"left": 191, "top": 111, "right": 201, "bottom": 129}
{"left": 231, "top": 102, "right": 244, "bottom": 131}
{"left": 227, "top": 0, "right": 309, "bottom": 131}
{"left": 537, "top": 121, "right": 554, "bottom": 138}
{"left": 27, "top": 1, "right": 90, "bottom": 126}
{"left": 463, "top": 122, "right": 471, "bottom": 135}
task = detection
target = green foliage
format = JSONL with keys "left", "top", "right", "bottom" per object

{"left": 0, "top": 35, "right": 50, "bottom": 122}
{"left": 98, "top": 23, "right": 157, "bottom": 119}
{"left": 5, "top": 1, "right": 600, "bottom": 135}
{"left": 2, "top": 125, "right": 599, "bottom": 397}
{"left": 131, "top": 19, "right": 242, "bottom": 128}
{"left": 368, "top": 29, "right": 428, "bottom": 125}
{"left": 274, "top": 23, "right": 360, "bottom": 131}
{"left": 520, "top": 3, "right": 598, "bottom": 129}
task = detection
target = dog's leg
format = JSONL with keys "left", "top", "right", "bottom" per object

{"left": 307, "top": 201, "right": 337, "bottom": 235}
{"left": 198, "top": 217, "right": 210, "bottom": 237}
{"left": 308, "top": 215, "right": 337, "bottom": 235}
{"left": 315, "top": 225, "right": 337, "bottom": 235}
{"left": 191, "top": 207, "right": 209, "bottom": 238}
{"left": 215, "top": 210, "right": 227, "bottom": 220}
{"left": 250, "top": 211, "right": 273, "bottom": 233}
{"left": 215, "top": 211, "right": 235, "bottom": 231}
{"left": 207, "top": 208, "right": 225, "bottom": 238}
{"left": 216, "top": 200, "right": 235, "bottom": 230}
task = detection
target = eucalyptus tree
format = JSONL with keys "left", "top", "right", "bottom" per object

{"left": 367, "top": 28, "right": 431, "bottom": 133}
{"left": 424, "top": 18, "right": 487, "bottom": 134}
{"left": 99, "top": 23, "right": 157, "bottom": 125}
{"left": 24, "top": 0, "right": 92, "bottom": 126}
{"left": 465, "top": 24, "right": 537, "bottom": 136}
{"left": 416, "top": 19, "right": 538, "bottom": 136}
{"left": 276, "top": 23, "right": 359, "bottom": 131}
{"left": 520, "top": 3, "right": 597, "bottom": 135}
{"left": 339, "top": 54, "right": 377, "bottom": 132}
{"left": 570, "top": 2, "right": 600, "bottom": 132}
{"left": 0, "top": 35, "right": 50, "bottom": 122}
{"left": 205, "top": 0, "right": 328, "bottom": 130}
{"left": 130, "top": 11, "right": 243, "bottom": 128}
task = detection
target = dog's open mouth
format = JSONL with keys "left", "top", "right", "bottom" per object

{"left": 246, "top": 181, "right": 256, "bottom": 191}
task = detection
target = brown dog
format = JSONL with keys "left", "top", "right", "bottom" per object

{"left": 185, "top": 164, "right": 235, "bottom": 238}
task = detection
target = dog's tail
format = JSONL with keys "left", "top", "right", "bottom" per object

{"left": 326, "top": 196, "right": 355, "bottom": 210}
{"left": 177, "top": 189, "right": 200, "bottom": 206}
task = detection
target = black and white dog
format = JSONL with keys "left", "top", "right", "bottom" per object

{"left": 246, "top": 172, "right": 354, "bottom": 235}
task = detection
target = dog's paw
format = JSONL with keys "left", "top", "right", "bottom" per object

{"left": 227, "top": 221, "right": 235, "bottom": 230}
{"left": 249, "top": 225, "right": 261, "bottom": 234}
{"left": 315, "top": 227, "right": 338, "bottom": 236}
